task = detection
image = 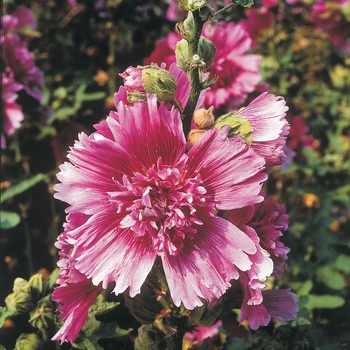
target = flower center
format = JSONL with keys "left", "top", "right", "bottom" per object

{"left": 109, "top": 158, "right": 213, "bottom": 256}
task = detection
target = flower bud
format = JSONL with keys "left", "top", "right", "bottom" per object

{"left": 214, "top": 113, "right": 253, "bottom": 144}
{"left": 13, "top": 278, "right": 31, "bottom": 294}
{"left": 142, "top": 66, "right": 177, "bottom": 103}
{"left": 175, "top": 39, "right": 190, "bottom": 71}
{"left": 187, "top": 129, "right": 206, "bottom": 149}
{"left": 14, "top": 333, "right": 45, "bottom": 350}
{"left": 5, "top": 291, "right": 33, "bottom": 316}
{"left": 28, "top": 297, "right": 55, "bottom": 331}
{"left": 28, "top": 274, "right": 49, "bottom": 300}
{"left": 193, "top": 106, "right": 215, "bottom": 129}
{"left": 198, "top": 37, "right": 216, "bottom": 70}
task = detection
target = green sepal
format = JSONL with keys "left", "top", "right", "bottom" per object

{"left": 214, "top": 113, "right": 253, "bottom": 143}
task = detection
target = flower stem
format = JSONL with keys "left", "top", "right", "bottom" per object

{"left": 183, "top": 10, "right": 205, "bottom": 137}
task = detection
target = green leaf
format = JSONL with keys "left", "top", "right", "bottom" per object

{"left": 0, "top": 306, "right": 11, "bottom": 328}
{"left": 334, "top": 254, "right": 350, "bottom": 274}
{"left": 0, "top": 211, "right": 21, "bottom": 229}
{"left": 72, "top": 297, "right": 131, "bottom": 349}
{"left": 316, "top": 265, "right": 345, "bottom": 290}
{"left": 305, "top": 295, "right": 345, "bottom": 310}
{"left": 1, "top": 174, "right": 49, "bottom": 203}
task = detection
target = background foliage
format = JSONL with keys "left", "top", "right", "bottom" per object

{"left": 1, "top": 0, "right": 349, "bottom": 349}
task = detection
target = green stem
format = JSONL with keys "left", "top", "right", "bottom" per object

{"left": 183, "top": 10, "right": 205, "bottom": 137}
{"left": 213, "top": 2, "right": 236, "bottom": 17}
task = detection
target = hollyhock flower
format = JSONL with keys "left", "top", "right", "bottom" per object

{"left": 53, "top": 87, "right": 268, "bottom": 342}
{"left": 3, "top": 5, "right": 37, "bottom": 39}
{"left": 1, "top": 70, "right": 24, "bottom": 148}
{"left": 311, "top": 0, "right": 350, "bottom": 54}
{"left": 240, "top": 7, "right": 275, "bottom": 48}
{"left": 240, "top": 285, "right": 298, "bottom": 329}
{"left": 145, "top": 22, "right": 261, "bottom": 109}
{"left": 215, "top": 92, "right": 289, "bottom": 167}
{"left": 226, "top": 197, "right": 294, "bottom": 328}
{"left": 2, "top": 34, "right": 43, "bottom": 100}
{"left": 228, "top": 195, "right": 290, "bottom": 279}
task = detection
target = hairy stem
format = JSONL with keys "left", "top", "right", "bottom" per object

{"left": 183, "top": 10, "right": 205, "bottom": 137}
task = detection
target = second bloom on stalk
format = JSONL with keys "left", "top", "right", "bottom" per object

{"left": 52, "top": 86, "right": 268, "bottom": 343}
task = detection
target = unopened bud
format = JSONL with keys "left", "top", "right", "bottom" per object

{"left": 193, "top": 106, "right": 215, "bottom": 129}
{"left": 13, "top": 278, "right": 31, "bottom": 294}
{"left": 142, "top": 66, "right": 177, "bottom": 103}
{"left": 175, "top": 39, "right": 190, "bottom": 71}
{"left": 214, "top": 113, "right": 253, "bottom": 144}
{"left": 5, "top": 291, "right": 33, "bottom": 316}
{"left": 198, "top": 37, "right": 216, "bottom": 69}
{"left": 29, "top": 298, "right": 55, "bottom": 330}
{"left": 187, "top": 129, "right": 206, "bottom": 149}
{"left": 14, "top": 333, "right": 45, "bottom": 350}
{"left": 29, "top": 274, "right": 49, "bottom": 300}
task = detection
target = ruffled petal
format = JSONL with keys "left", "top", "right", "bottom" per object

{"left": 186, "top": 127, "right": 266, "bottom": 210}
{"left": 51, "top": 278, "right": 103, "bottom": 343}
{"left": 68, "top": 211, "right": 157, "bottom": 296}
{"left": 162, "top": 215, "right": 256, "bottom": 309}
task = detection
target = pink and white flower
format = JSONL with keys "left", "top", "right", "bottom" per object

{"left": 52, "top": 87, "right": 268, "bottom": 342}
{"left": 234, "top": 92, "right": 289, "bottom": 167}
{"left": 227, "top": 196, "right": 294, "bottom": 328}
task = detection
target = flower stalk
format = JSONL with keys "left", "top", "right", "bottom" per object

{"left": 182, "top": 9, "right": 205, "bottom": 136}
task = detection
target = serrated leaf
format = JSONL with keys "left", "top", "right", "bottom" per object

{"left": 0, "top": 211, "right": 21, "bottom": 229}
{"left": 1, "top": 174, "right": 49, "bottom": 203}
{"left": 0, "top": 306, "right": 11, "bottom": 328}
{"left": 305, "top": 295, "right": 345, "bottom": 310}
{"left": 316, "top": 265, "right": 345, "bottom": 290}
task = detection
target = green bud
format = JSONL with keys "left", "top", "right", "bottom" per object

{"left": 5, "top": 291, "right": 33, "bottom": 316}
{"left": 175, "top": 37, "right": 216, "bottom": 72}
{"left": 176, "top": 12, "right": 195, "bottom": 41}
{"left": 175, "top": 39, "right": 190, "bottom": 71}
{"left": 14, "top": 333, "right": 45, "bottom": 350}
{"left": 214, "top": 113, "right": 253, "bottom": 144}
{"left": 13, "top": 278, "right": 31, "bottom": 294}
{"left": 176, "top": 0, "right": 207, "bottom": 11}
{"left": 28, "top": 274, "right": 49, "bottom": 300}
{"left": 198, "top": 37, "right": 216, "bottom": 70}
{"left": 199, "top": 5, "right": 215, "bottom": 21}
{"left": 142, "top": 66, "right": 177, "bottom": 103}
{"left": 29, "top": 298, "right": 55, "bottom": 330}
